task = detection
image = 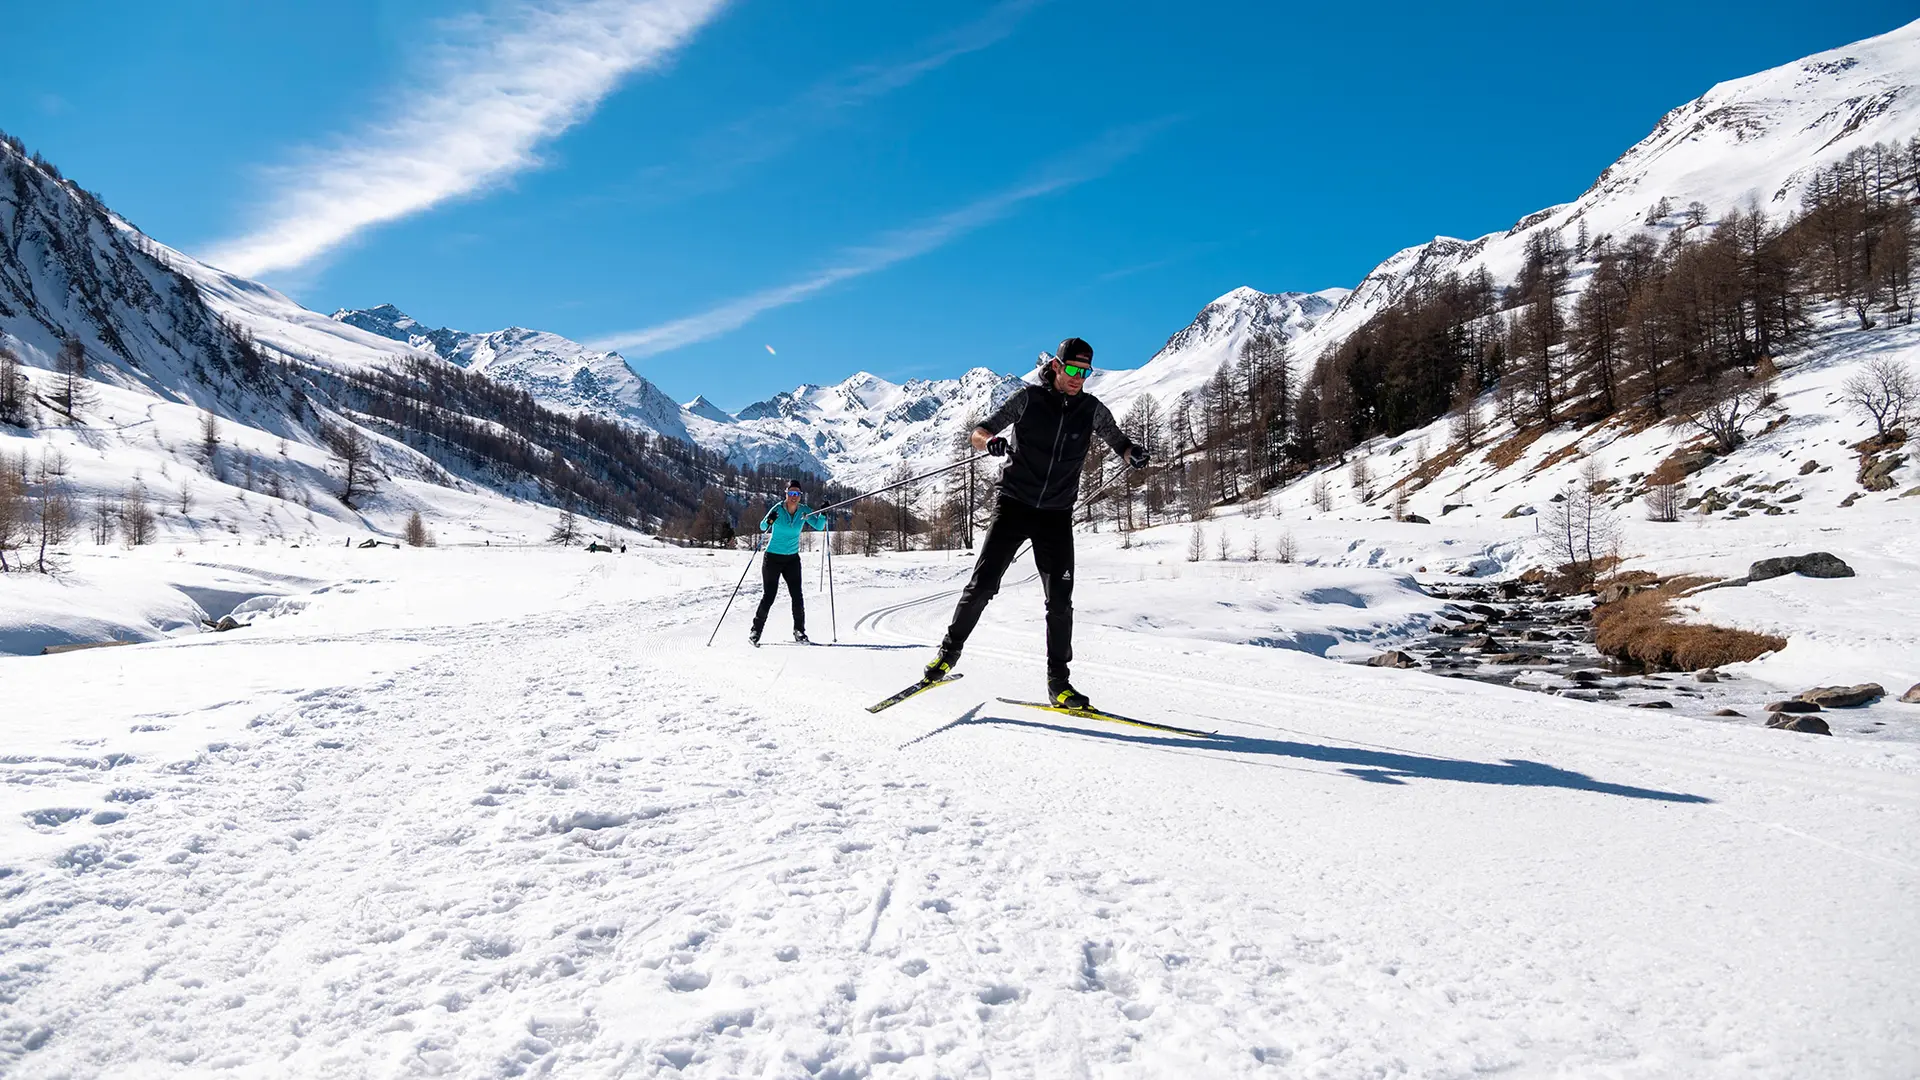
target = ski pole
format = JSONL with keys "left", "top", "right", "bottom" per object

{"left": 827, "top": 518, "right": 838, "bottom": 642}
{"left": 811, "top": 454, "right": 988, "bottom": 518}
{"left": 706, "top": 530, "right": 762, "bottom": 647}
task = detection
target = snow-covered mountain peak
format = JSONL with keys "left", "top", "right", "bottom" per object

{"left": 1077, "top": 285, "right": 1350, "bottom": 410}
{"left": 684, "top": 395, "right": 733, "bottom": 423}
{"left": 1285, "top": 18, "right": 1920, "bottom": 372}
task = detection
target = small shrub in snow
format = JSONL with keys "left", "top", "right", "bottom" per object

{"left": 404, "top": 511, "right": 433, "bottom": 548}
{"left": 1644, "top": 482, "right": 1685, "bottom": 523}
{"left": 1216, "top": 531, "right": 1231, "bottom": 561}
{"left": 0, "top": 470, "right": 23, "bottom": 571}
{"left": 1673, "top": 372, "right": 1767, "bottom": 453}
{"left": 198, "top": 411, "right": 221, "bottom": 468}
{"left": 1840, "top": 357, "right": 1916, "bottom": 438}
{"left": 1349, "top": 458, "right": 1375, "bottom": 503}
{"left": 1187, "top": 526, "right": 1205, "bottom": 563}
{"left": 1543, "top": 462, "right": 1619, "bottom": 590}
{"left": 550, "top": 505, "right": 581, "bottom": 546}
{"left": 1246, "top": 533, "right": 1262, "bottom": 561}
{"left": 1310, "top": 477, "right": 1333, "bottom": 512}
{"left": 1276, "top": 531, "right": 1298, "bottom": 564}
{"left": 90, "top": 496, "right": 114, "bottom": 545}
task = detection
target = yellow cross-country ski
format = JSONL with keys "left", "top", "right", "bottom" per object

{"left": 866, "top": 673, "right": 965, "bottom": 713}
{"left": 995, "top": 698, "right": 1221, "bottom": 739}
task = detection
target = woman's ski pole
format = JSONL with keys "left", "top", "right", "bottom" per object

{"left": 705, "top": 530, "right": 762, "bottom": 647}
{"left": 826, "top": 519, "right": 838, "bottom": 642}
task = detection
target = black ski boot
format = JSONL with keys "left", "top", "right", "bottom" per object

{"left": 1048, "top": 678, "right": 1090, "bottom": 710}
{"left": 748, "top": 627, "right": 761, "bottom": 647}
{"left": 923, "top": 648, "right": 959, "bottom": 683}
{"left": 793, "top": 630, "right": 811, "bottom": 645}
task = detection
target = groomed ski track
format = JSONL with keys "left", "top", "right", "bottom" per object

{"left": 3, "top": 549, "right": 1916, "bottom": 1078}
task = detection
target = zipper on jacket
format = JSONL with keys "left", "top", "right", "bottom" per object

{"left": 1037, "top": 391, "right": 1067, "bottom": 507}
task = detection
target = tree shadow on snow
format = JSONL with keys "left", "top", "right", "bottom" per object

{"left": 924, "top": 711, "right": 1712, "bottom": 805}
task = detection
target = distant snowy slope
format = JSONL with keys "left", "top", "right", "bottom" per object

{"left": 329, "top": 304, "right": 828, "bottom": 476}
{"left": 733, "top": 367, "right": 1028, "bottom": 490}
{"left": 1089, "top": 287, "right": 1348, "bottom": 408}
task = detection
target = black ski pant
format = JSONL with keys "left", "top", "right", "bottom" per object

{"left": 752, "top": 552, "right": 804, "bottom": 635}
{"left": 938, "top": 496, "right": 1074, "bottom": 681}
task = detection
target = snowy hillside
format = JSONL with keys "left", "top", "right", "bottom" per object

{"left": 1288, "top": 18, "right": 1920, "bottom": 364}
{"left": 1, "top": 135, "right": 756, "bottom": 636}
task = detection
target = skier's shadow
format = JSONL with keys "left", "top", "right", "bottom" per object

{"left": 925, "top": 709, "right": 1712, "bottom": 805}
{"left": 772, "top": 642, "right": 926, "bottom": 650}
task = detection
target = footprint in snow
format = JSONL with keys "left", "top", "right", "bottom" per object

{"left": 667, "top": 970, "right": 710, "bottom": 992}
{"left": 976, "top": 984, "right": 1020, "bottom": 1006}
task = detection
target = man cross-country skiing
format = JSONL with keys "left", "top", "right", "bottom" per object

{"left": 922, "top": 338, "right": 1148, "bottom": 708}
{"left": 752, "top": 480, "right": 828, "bottom": 646}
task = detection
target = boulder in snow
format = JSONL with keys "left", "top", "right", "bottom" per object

{"left": 1795, "top": 684, "right": 1884, "bottom": 708}
{"left": 1595, "top": 582, "right": 1643, "bottom": 605}
{"left": 1766, "top": 714, "right": 1831, "bottom": 735}
{"left": 1366, "top": 651, "right": 1420, "bottom": 669}
{"left": 1746, "top": 552, "right": 1854, "bottom": 582}
{"left": 1765, "top": 700, "right": 1822, "bottom": 713}
{"left": 1901, "top": 683, "right": 1920, "bottom": 704}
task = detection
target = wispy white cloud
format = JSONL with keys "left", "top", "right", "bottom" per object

{"left": 590, "top": 120, "right": 1172, "bottom": 358}
{"left": 203, "top": 0, "right": 731, "bottom": 277}
{"left": 620, "top": 0, "right": 1044, "bottom": 205}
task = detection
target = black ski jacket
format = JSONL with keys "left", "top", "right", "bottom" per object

{"left": 978, "top": 383, "right": 1136, "bottom": 510}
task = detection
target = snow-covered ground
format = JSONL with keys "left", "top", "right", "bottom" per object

{"left": 4, "top": 530, "right": 1916, "bottom": 1077}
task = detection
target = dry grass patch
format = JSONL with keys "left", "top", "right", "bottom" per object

{"left": 1482, "top": 425, "right": 1551, "bottom": 471}
{"left": 1592, "top": 576, "right": 1787, "bottom": 672}
{"left": 1527, "top": 438, "right": 1589, "bottom": 478}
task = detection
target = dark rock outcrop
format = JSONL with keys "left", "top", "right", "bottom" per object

{"left": 1765, "top": 700, "right": 1822, "bottom": 713}
{"left": 1766, "top": 714, "right": 1831, "bottom": 735}
{"left": 1367, "top": 651, "right": 1420, "bottom": 669}
{"left": 1746, "top": 552, "right": 1854, "bottom": 581}
{"left": 1795, "top": 684, "right": 1884, "bottom": 708}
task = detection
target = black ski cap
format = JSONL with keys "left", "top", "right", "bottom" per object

{"left": 1056, "top": 337, "right": 1093, "bottom": 365}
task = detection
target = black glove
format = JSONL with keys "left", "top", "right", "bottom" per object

{"left": 1127, "top": 445, "right": 1149, "bottom": 470}
{"left": 985, "top": 436, "right": 1009, "bottom": 457}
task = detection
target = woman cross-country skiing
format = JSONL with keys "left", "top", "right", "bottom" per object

{"left": 752, "top": 481, "right": 829, "bottom": 646}
{"left": 922, "top": 338, "right": 1148, "bottom": 708}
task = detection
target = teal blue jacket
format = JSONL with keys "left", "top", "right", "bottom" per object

{"left": 760, "top": 503, "right": 828, "bottom": 555}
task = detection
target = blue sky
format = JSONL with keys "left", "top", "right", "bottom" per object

{"left": 4, "top": 2, "right": 1914, "bottom": 409}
